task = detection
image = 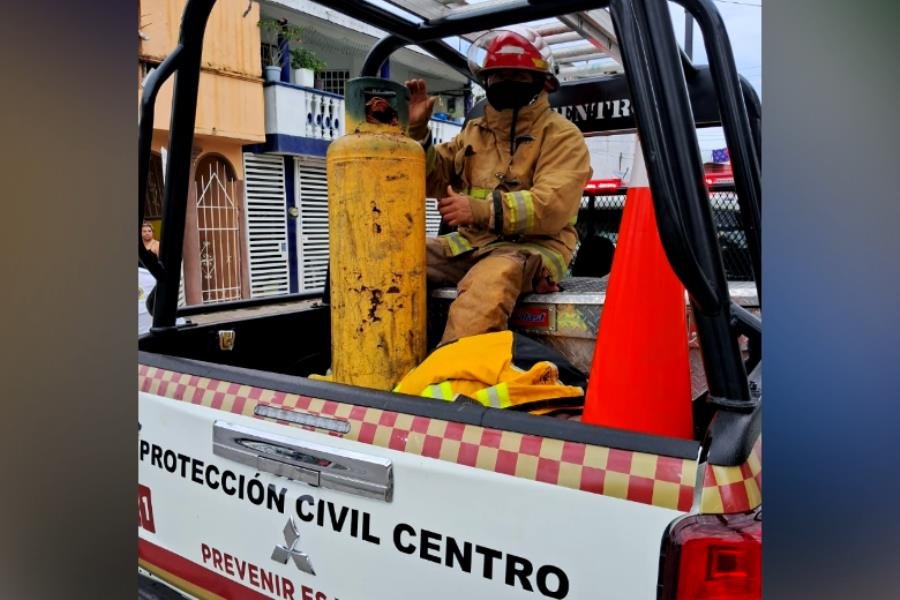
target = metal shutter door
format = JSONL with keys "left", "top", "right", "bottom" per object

{"left": 295, "top": 157, "right": 330, "bottom": 293}
{"left": 243, "top": 153, "right": 289, "bottom": 298}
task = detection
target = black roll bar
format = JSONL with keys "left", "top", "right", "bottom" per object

{"left": 140, "top": 0, "right": 217, "bottom": 330}
{"left": 680, "top": 44, "right": 761, "bottom": 173}
{"left": 138, "top": 50, "right": 180, "bottom": 281}
{"left": 610, "top": 0, "right": 750, "bottom": 402}
{"left": 362, "top": 35, "right": 410, "bottom": 78}
{"left": 320, "top": 0, "right": 609, "bottom": 44}
{"left": 741, "top": 76, "right": 762, "bottom": 167}
{"left": 412, "top": 0, "right": 607, "bottom": 39}
{"left": 305, "top": 0, "right": 422, "bottom": 42}
{"left": 362, "top": 35, "right": 471, "bottom": 80}
{"left": 674, "top": 0, "right": 762, "bottom": 302}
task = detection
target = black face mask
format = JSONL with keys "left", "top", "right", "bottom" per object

{"left": 486, "top": 80, "right": 544, "bottom": 111}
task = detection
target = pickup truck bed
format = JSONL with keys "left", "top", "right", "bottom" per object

{"left": 138, "top": 282, "right": 761, "bottom": 599}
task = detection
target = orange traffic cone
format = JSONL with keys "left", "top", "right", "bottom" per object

{"left": 581, "top": 143, "right": 693, "bottom": 439}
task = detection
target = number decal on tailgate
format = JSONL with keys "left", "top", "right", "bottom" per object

{"left": 138, "top": 484, "right": 156, "bottom": 533}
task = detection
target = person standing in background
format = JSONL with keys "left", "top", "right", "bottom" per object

{"left": 142, "top": 221, "right": 160, "bottom": 257}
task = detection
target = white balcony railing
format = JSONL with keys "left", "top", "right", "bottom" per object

{"left": 264, "top": 81, "right": 462, "bottom": 147}
{"left": 264, "top": 82, "right": 345, "bottom": 142}
{"left": 430, "top": 118, "right": 462, "bottom": 145}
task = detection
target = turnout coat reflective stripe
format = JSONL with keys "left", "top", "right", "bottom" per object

{"left": 426, "top": 92, "right": 592, "bottom": 282}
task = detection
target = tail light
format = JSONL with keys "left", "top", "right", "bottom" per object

{"left": 658, "top": 509, "right": 761, "bottom": 599}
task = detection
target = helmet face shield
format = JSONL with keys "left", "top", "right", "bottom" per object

{"left": 467, "top": 27, "right": 560, "bottom": 92}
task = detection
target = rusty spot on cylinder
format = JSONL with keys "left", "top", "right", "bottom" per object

{"left": 386, "top": 286, "right": 400, "bottom": 294}
{"left": 368, "top": 289, "right": 384, "bottom": 322}
{"left": 405, "top": 212, "right": 413, "bottom": 224}
{"left": 371, "top": 203, "right": 381, "bottom": 216}
{"left": 386, "top": 173, "right": 407, "bottom": 181}
{"left": 374, "top": 223, "right": 382, "bottom": 234}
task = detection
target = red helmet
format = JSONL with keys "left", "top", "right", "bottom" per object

{"left": 467, "top": 28, "right": 560, "bottom": 91}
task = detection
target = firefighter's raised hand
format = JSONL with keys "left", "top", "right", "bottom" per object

{"left": 438, "top": 185, "right": 474, "bottom": 227}
{"left": 405, "top": 78, "right": 436, "bottom": 139}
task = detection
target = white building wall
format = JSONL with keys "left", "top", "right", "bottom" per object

{"left": 585, "top": 134, "right": 637, "bottom": 182}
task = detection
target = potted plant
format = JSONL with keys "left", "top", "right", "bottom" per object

{"left": 258, "top": 18, "right": 303, "bottom": 83}
{"left": 290, "top": 47, "right": 326, "bottom": 88}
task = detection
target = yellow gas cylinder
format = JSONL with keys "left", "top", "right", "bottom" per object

{"left": 327, "top": 77, "right": 427, "bottom": 390}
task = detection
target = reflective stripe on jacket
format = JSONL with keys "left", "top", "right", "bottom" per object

{"left": 426, "top": 93, "right": 592, "bottom": 282}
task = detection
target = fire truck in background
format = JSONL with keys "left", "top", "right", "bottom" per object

{"left": 138, "top": 0, "right": 762, "bottom": 598}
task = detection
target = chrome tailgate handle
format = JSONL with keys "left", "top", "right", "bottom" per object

{"left": 213, "top": 421, "right": 393, "bottom": 502}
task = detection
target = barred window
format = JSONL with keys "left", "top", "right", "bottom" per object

{"left": 319, "top": 69, "right": 350, "bottom": 95}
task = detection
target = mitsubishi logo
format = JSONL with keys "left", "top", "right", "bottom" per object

{"left": 271, "top": 517, "right": 316, "bottom": 575}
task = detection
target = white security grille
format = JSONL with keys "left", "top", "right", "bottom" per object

{"left": 243, "top": 153, "right": 290, "bottom": 299}
{"left": 178, "top": 270, "right": 186, "bottom": 307}
{"left": 425, "top": 198, "right": 441, "bottom": 237}
{"left": 295, "top": 157, "right": 330, "bottom": 293}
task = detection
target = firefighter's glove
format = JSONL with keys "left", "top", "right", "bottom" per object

{"left": 438, "top": 186, "right": 484, "bottom": 227}
{"left": 405, "top": 78, "right": 436, "bottom": 140}
{"left": 534, "top": 267, "right": 560, "bottom": 293}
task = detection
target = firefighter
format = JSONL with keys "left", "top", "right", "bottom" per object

{"left": 406, "top": 27, "right": 592, "bottom": 346}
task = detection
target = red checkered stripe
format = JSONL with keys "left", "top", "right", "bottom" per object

{"left": 140, "top": 364, "right": 697, "bottom": 511}
{"left": 700, "top": 436, "right": 762, "bottom": 514}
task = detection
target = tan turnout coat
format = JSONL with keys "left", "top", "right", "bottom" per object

{"left": 425, "top": 92, "right": 592, "bottom": 282}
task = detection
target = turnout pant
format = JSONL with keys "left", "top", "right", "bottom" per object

{"left": 427, "top": 237, "right": 544, "bottom": 346}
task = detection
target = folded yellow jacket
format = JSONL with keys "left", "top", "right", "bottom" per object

{"left": 394, "top": 330, "right": 583, "bottom": 409}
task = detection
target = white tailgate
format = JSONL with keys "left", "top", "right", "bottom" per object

{"left": 139, "top": 393, "right": 682, "bottom": 600}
